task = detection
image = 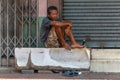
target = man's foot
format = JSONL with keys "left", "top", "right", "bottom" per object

{"left": 63, "top": 43, "right": 71, "bottom": 50}
{"left": 71, "top": 43, "right": 84, "bottom": 49}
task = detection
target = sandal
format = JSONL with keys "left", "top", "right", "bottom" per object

{"left": 62, "top": 71, "right": 74, "bottom": 77}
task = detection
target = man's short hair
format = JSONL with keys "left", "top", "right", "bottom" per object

{"left": 47, "top": 6, "right": 58, "bottom": 15}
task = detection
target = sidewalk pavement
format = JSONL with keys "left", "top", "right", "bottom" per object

{"left": 0, "top": 69, "right": 119, "bottom": 80}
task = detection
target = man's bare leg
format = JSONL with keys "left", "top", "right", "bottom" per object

{"left": 54, "top": 26, "right": 71, "bottom": 50}
{"left": 64, "top": 26, "right": 84, "bottom": 48}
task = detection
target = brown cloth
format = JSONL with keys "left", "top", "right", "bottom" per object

{"left": 45, "top": 30, "right": 60, "bottom": 48}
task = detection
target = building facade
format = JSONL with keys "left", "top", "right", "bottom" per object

{"left": 0, "top": 0, "right": 120, "bottom": 67}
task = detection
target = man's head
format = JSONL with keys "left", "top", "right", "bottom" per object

{"left": 47, "top": 6, "right": 58, "bottom": 20}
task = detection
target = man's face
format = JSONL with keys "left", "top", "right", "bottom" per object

{"left": 48, "top": 10, "right": 58, "bottom": 20}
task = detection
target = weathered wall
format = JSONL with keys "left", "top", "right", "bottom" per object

{"left": 38, "top": 0, "right": 47, "bottom": 47}
{"left": 39, "top": 0, "right": 47, "bottom": 17}
{"left": 47, "top": 0, "right": 63, "bottom": 17}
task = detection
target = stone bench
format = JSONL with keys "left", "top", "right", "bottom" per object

{"left": 15, "top": 48, "right": 90, "bottom": 70}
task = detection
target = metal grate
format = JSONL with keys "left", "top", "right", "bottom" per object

{"left": 63, "top": 0, "right": 120, "bottom": 48}
{"left": 0, "top": 0, "right": 39, "bottom": 67}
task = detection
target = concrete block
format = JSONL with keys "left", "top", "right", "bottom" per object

{"left": 1, "top": 57, "right": 7, "bottom": 66}
{"left": 90, "top": 60, "right": 120, "bottom": 72}
{"left": 21, "top": 70, "right": 34, "bottom": 74}
{"left": 15, "top": 48, "right": 30, "bottom": 70}
{"left": 91, "top": 49, "right": 120, "bottom": 60}
{"left": 31, "top": 48, "right": 90, "bottom": 70}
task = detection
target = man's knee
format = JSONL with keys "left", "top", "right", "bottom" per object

{"left": 65, "top": 29, "right": 71, "bottom": 34}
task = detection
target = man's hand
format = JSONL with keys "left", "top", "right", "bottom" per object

{"left": 67, "top": 22, "right": 73, "bottom": 27}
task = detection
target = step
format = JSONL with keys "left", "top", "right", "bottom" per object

{"left": 90, "top": 60, "right": 120, "bottom": 72}
{"left": 91, "top": 49, "right": 120, "bottom": 60}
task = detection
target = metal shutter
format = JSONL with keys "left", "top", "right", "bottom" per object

{"left": 63, "top": 0, "right": 120, "bottom": 48}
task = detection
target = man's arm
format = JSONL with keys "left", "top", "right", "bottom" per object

{"left": 50, "top": 20, "right": 73, "bottom": 27}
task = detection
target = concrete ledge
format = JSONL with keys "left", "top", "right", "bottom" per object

{"left": 15, "top": 48, "right": 90, "bottom": 70}
{"left": 0, "top": 67, "right": 16, "bottom": 73}
{"left": 90, "top": 60, "right": 120, "bottom": 72}
{"left": 91, "top": 49, "right": 120, "bottom": 60}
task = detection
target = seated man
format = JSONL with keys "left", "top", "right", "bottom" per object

{"left": 40, "top": 6, "right": 83, "bottom": 50}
